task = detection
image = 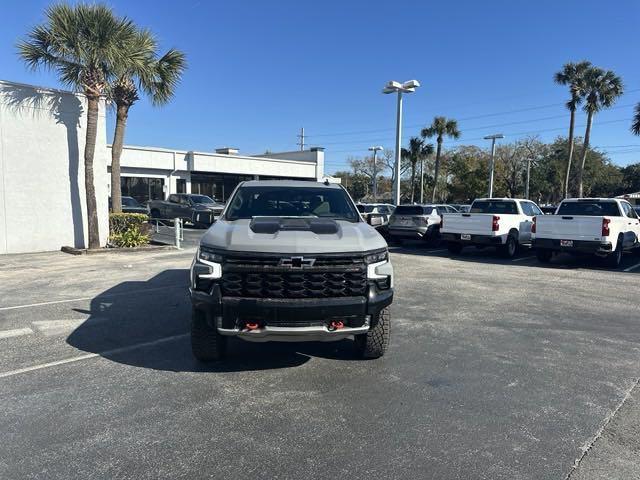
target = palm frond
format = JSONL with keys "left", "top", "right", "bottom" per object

{"left": 631, "top": 103, "right": 640, "bottom": 136}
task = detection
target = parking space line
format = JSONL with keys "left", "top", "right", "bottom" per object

{"left": 0, "top": 333, "right": 189, "bottom": 379}
{"left": 0, "top": 285, "right": 185, "bottom": 311}
{"left": 0, "top": 327, "right": 33, "bottom": 339}
{"left": 512, "top": 255, "right": 536, "bottom": 262}
{"left": 623, "top": 262, "right": 640, "bottom": 272}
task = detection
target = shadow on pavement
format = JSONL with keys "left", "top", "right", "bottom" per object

{"left": 66, "top": 269, "right": 362, "bottom": 373}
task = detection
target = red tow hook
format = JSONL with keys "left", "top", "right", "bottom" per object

{"left": 328, "top": 320, "right": 344, "bottom": 331}
{"left": 245, "top": 322, "right": 260, "bottom": 331}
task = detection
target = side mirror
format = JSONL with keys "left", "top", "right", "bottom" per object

{"left": 370, "top": 215, "right": 383, "bottom": 227}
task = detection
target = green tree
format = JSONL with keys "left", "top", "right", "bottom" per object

{"left": 576, "top": 67, "right": 623, "bottom": 197}
{"left": 446, "top": 146, "right": 489, "bottom": 202}
{"left": 110, "top": 31, "right": 186, "bottom": 212}
{"left": 554, "top": 61, "right": 591, "bottom": 198}
{"left": 620, "top": 163, "right": 640, "bottom": 193}
{"left": 421, "top": 116, "right": 460, "bottom": 202}
{"left": 632, "top": 103, "right": 640, "bottom": 136}
{"left": 401, "top": 137, "right": 433, "bottom": 203}
{"left": 18, "top": 3, "right": 138, "bottom": 248}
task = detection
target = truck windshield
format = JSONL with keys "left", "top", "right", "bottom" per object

{"left": 470, "top": 201, "right": 517, "bottom": 214}
{"left": 190, "top": 195, "right": 216, "bottom": 204}
{"left": 225, "top": 186, "right": 359, "bottom": 222}
{"left": 556, "top": 201, "right": 621, "bottom": 216}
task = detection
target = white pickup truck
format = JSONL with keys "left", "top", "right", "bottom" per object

{"left": 441, "top": 198, "right": 543, "bottom": 258}
{"left": 532, "top": 198, "right": 640, "bottom": 267}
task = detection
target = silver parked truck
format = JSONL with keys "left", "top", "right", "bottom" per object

{"left": 189, "top": 180, "right": 394, "bottom": 361}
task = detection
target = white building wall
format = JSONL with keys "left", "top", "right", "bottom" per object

{"left": 190, "top": 151, "right": 317, "bottom": 178}
{"left": 0, "top": 80, "right": 109, "bottom": 254}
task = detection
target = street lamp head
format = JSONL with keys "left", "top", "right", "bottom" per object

{"left": 484, "top": 134, "right": 505, "bottom": 140}
{"left": 369, "top": 146, "right": 384, "bottom": 152}
{"left": 383, "top": 79, "right": 420, "bottom": 94}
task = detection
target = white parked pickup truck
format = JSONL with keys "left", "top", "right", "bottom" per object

{"left": 532, "top": 198, "right": 640, "bottom": 267}
{"left": 441, "top": 198, "right": 543, "bottom": 258}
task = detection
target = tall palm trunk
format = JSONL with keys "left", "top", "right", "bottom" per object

{"left": 431, "top": 137, "right": 443, "bottom": 202}
{"left": 84, "top": 94, "right": 101, "bottom": 249}
{"left": 110, "top": 103, "right": 129, "bottom": 213}
{"left": 577, "top": 111, "right": 594, "bottom": 198}
{"left": 564, "top": 108, "right": 576, "bottom": 198}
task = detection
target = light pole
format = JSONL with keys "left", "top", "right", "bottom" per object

{"left": 484, "top": 133, "right": 504, "bottom": 198}
{"left": 383, "top": 80, "right": 420, "bottom": 205}
{"left": 368, "top": 145, "right": 383, "bottom": 201}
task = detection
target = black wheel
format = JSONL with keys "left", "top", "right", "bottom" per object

{"left": 536, "top": 249, "right": 553, "bottom": 263}
{"left": 191, "top": 308, "right": 227, "bottom": 362}
{"left": 447, "top": 242, "right": 463, "bottom": 254}
{"left": 499, "top": 234, "right": 518, "bottom": 258}
{"left": 355, "top": 307, "right": 390, "bottom": 359}
{"left": 150, "top": 208, "right": 161, "bottom": 219}
{"left": 605, "top": 236, "right": 623, "bottom": 268}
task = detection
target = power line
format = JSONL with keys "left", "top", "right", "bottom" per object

{"left": 305, "top": 89, "right": 640, "bottom": 139}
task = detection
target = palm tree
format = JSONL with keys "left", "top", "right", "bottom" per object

{"left": 632, "top": 103, "right": 640, "bottom": 136}
{"left": 109, "top": 31, "right": 186, "bottom": 213}
{"left": 401, "top": 137, "right": 434, "bottom": 203}
{"left": 18, "top": 4, "right": 138, "bottom": 248}
{"left": 554, "top": 61, "right": 591, "bottom": 198}
{"left": 576, "top": 67, "right": 624, "bottom": 197}
{"left": 421, "top": 116, "right": 460, "bottom": 202}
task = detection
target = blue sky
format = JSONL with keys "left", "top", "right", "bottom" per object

{"left": 1, "top": 0, "right": 640, "bottom": 173}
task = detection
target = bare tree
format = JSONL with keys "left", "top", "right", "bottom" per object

{"left": 349, "top": 154, "right": 387, "bottom": 200}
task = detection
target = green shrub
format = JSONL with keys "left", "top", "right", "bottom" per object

{"left": 109, "top": 213, "right": 150, "bottom": 248}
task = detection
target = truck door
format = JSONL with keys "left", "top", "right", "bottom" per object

{"left": 519, "top": 202, "right": 540, "bottom": 243}
{"left": 621, "top": 202, "right": 640, "bottom": 248}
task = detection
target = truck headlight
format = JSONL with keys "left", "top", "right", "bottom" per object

{"left": 364, "top": 249, "right": 388, "bottom": 264}
{"left": 196, "top": 246, "right": 223, "bottom": 279}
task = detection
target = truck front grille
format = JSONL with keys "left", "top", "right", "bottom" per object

{"left": 220, "top": 254, "right": 367, "bottom": 298}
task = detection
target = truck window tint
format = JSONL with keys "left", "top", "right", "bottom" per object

{"left": 393, "top": 206, "right": 426, "bottom": 215}
{"left": 190, "top": 195, "right": 216, "bottom": 204}
{"left": 226, "top": 186, "right": 359, "bottom": 222}
{"left": 470, "top": 201, "right": 518, "bottom": 214}
{"left": 556, "top": 201, "right": 621, "bottom": 216}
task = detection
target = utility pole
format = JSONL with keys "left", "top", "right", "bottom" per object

{"left": 297, "top": 127, "right": 305, "bottom": 151}
{"left": 420, "top": 157, "right": 424, "bottom": 204}
{"left": 484, "top": 133, "right": 504, "bottom": 198}
{"left": 525, "top": 157, "right": 531, "bottom": 199}
{"left": 368, "top": 146, "right": 383, "bottom": 201}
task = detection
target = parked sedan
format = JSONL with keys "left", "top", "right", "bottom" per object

{"left": 356, "top": 203, "right": 395, "bottom": 227}
{"left": 388, "top": 204, "right": 457, "bottom": 244}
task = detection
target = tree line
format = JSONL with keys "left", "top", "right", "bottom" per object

{"left": 341, "top": 60, "right": 640, "bottom": 205}
{"left": 18, "top": 3, "right": 186, "bottom": 248}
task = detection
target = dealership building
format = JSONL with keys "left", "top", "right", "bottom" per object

{"left": 0, "top": 80, "right": 327, "bottom": 254}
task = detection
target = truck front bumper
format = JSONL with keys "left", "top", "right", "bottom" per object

{"left": 532, "top": 238, "right": 612, "bottom": 255}
{"left": 190, "top": 284, "right": 393, "bottom": 342}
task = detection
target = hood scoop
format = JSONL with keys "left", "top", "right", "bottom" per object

{"left": 250, "top": 217, "right": 339, "bottom": 235}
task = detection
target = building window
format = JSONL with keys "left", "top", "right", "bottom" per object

{"left": 176, "top": 179, "right": 186, "bottom": 194}
{"left": 121, "top": 177, "right": 165, "bottom": 204}
{"left": 191, "top": 173, "right": 253, "bottom": 202}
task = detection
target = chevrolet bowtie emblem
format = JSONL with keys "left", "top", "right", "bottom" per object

{"left": 280, "top": 256, "right": 315, "bottom": 268}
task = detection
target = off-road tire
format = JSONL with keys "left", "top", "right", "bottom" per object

{"left": 447, "top": 242, "right": 463, "bottom": 254}
{"left": 499, "top": 233, "right": 518, "bottom": 258}
{"left": 605, "top": 236, "right": 623, "bottom": 268}
{"left": 355, "top": 307, "right": 390, "bottom": 359}
{"left": 536, "top": 249, "right": 553, "bottom": 263}
{"left": 191, "top": 308, "right": 227, "bottom": 362}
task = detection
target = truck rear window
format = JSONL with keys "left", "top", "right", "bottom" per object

{"left": 556, "top": 201, "right": 621, "bottom": 216}
{"left": 393, "top": 206, "right": 427, "bottom": 215}
{"left": 470, "top": 201, "right": 517, "bottom": 214}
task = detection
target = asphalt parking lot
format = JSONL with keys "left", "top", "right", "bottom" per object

{"left": 1, "top": 245, "right": 639, "bottom": 479}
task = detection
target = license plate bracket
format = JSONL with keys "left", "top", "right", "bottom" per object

{"left": 461, "top": 234, "right": 471, "bottom": 241}
{"left": 560, "top": 239, "right": 573, "bottom": 247}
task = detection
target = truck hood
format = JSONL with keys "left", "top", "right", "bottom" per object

{"left": 200, "top": 218, "right": 387, "bottom": 254}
